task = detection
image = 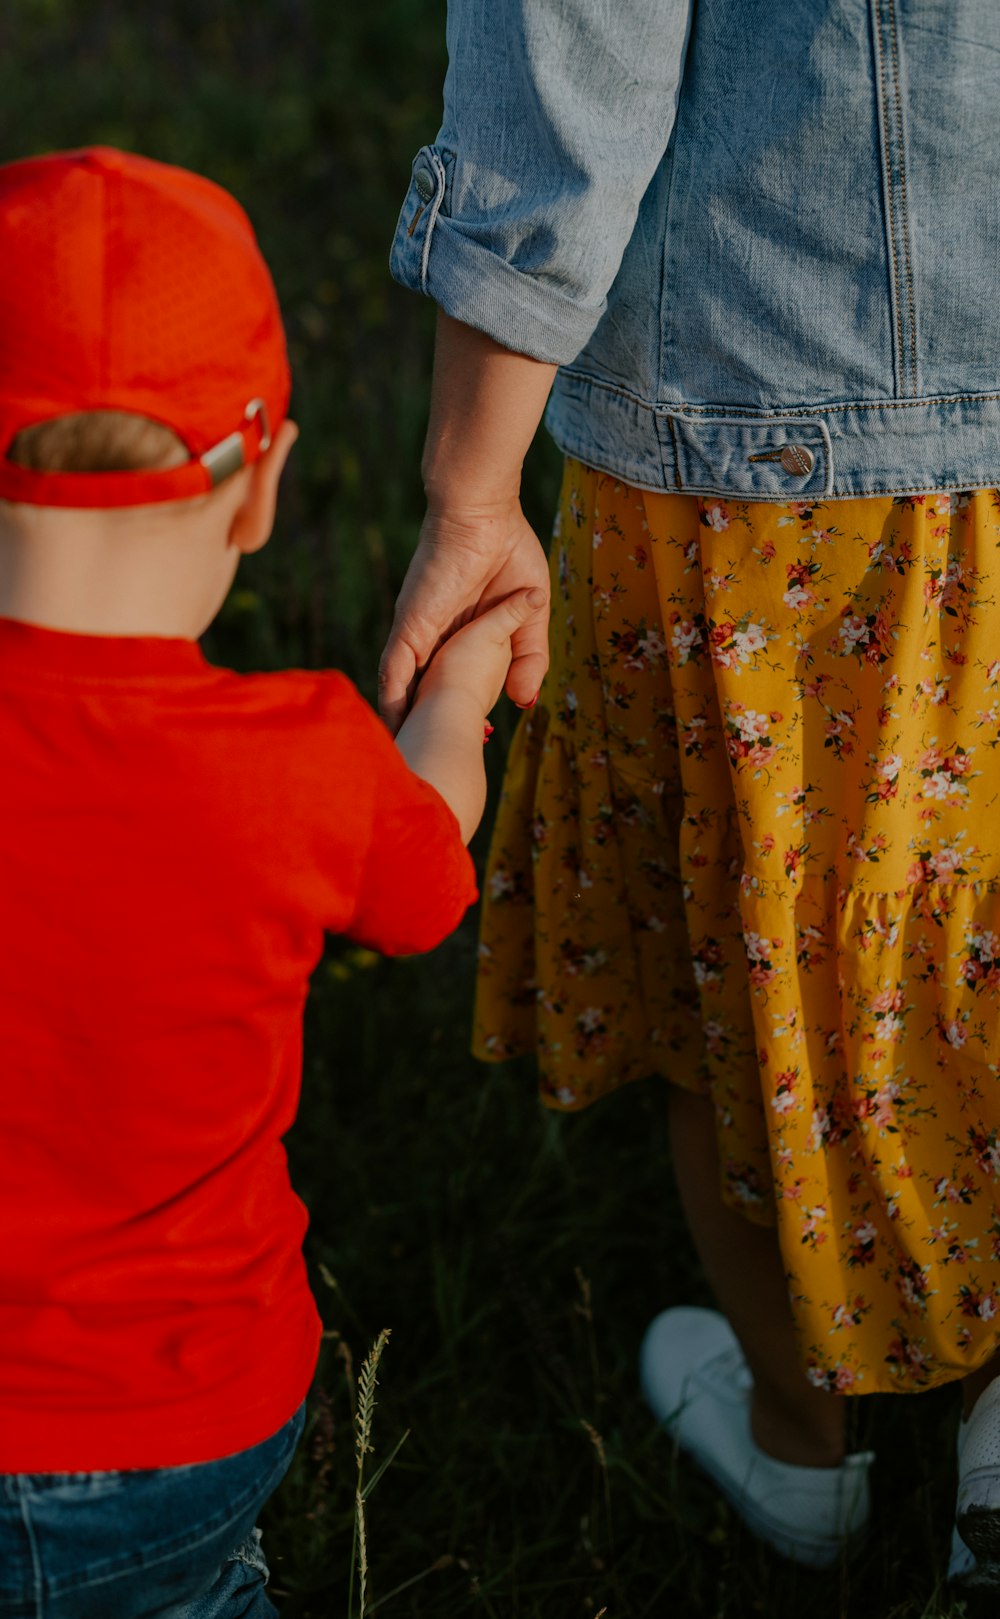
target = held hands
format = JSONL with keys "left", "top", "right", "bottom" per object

{"left": 416, "top": 583, "right": 549, "bottom": 719}
{"left": 393, "top": 582, "right": 547, "bottom": 845}
{"left": 380, "top": 311, "right": 557, "bottom": 736}
{"left": 378, "top": 498, "right": 551, "bottom": 734}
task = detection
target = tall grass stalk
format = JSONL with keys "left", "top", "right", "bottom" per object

{"left": 350, "top": 1328, "right": 390, "bottom": 1618}
{"left": 349, "top": 1329, "right": 412, "bottom": 1618}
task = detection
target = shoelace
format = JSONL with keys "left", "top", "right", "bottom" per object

{"left": 704, "top": 1345, "right": 753, "bottom": 1394}
{"left": 671, "top": 1342, "right": 752, "bottom": 1455}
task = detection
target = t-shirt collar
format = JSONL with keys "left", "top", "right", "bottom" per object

{"left": 0, "top": 614, "right": 208, "bottom": 679}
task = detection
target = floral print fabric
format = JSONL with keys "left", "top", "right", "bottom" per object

{"left": 474, "top": 459, "right": 1000, "bottom": 1394}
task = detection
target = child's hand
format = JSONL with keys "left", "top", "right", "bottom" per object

{"left": 396, "top": 586, "right": 546, "bottom": 842}
{"left": 418, "top": 587, "right": 547, "bottom": 718}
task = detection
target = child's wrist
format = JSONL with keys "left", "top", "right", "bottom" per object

{"left": 411, "top": 669, "right": 488, "bottom": 731}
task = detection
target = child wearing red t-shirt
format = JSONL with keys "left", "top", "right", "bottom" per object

{"left": 0, "top": 147, "right": 542, "bottom": 1619}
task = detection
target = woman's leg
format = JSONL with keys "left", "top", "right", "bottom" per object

{"left": 962, "top": 1353, "right": 1000, "bottom": 1420}
{"left": 668, "top": 1085, "right": 847, "bottom": 1468}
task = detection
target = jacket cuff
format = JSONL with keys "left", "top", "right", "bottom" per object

{"left": 389, "top": 145, "right": 602, "bottom": 367}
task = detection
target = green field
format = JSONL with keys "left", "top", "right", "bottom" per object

{"left": 0, "top": 4, "right": 980, "bottom": 1614}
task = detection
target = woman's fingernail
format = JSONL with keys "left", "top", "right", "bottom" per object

{"left": 483, "top": 721, "right": 495, "bottom": 744}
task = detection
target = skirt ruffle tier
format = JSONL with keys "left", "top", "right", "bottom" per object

{"left": 475, "top": 461, "right": 1000, "bottom": 1393}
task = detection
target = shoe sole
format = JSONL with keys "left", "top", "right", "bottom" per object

{"left": 661, "top": 1412, "right": 870, "bottom": 1571}
{"left": 707, "top": 1466, "right": 867, "bottom": 1570}
{"left": 958, "top": 1508, "right": 1000, "bottom": 1565}
{"left": 957, "top": 1559, "right": 1000, "bottom": 1594}
{"left": 958, "top": 1469, "right": 1000, "bottom": 1564}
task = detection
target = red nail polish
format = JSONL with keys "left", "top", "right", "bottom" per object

{"left": 483, "top": 722, "right": 495, "bottom": 744}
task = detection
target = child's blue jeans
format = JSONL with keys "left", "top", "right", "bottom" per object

{"left": 0, "top": 1402, "right": 305, "bottom": 1618}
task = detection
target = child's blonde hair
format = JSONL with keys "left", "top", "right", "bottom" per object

{"left": 9, "top": 412, "right": 187, "bottom": 474}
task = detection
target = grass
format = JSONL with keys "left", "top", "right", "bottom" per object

{"left": 266, "top": 935, "right": 977, "bottom": 1619}
{"left": 0, "top": 3, "right": 985, "bottom": 1613}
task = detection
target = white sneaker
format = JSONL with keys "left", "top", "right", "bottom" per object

{"left": 955, "top": 1375, "right": 1000, "bottom": 1583}
{"left": 948, "top": 1523, "right": 979, "bottom": 1586}
{"left": 948, "top": 1412, "right": 981, "bottom": 1585}
{"left": 639, "top": 1307, "right": 874, "bottom": 1569}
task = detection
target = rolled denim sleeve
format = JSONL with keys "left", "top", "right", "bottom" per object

{"left": 390, "top": 0, "right": 694, "bottom": 365}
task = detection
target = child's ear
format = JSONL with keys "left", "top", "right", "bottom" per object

{"left": 228, "top": 419, "right": 299, "bottom": 555}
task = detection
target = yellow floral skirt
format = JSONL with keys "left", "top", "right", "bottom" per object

{"left": 474, "top": 459, "right": 1000, "bottom": 1394}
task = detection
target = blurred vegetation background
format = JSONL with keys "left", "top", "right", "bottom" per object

{"left": 0, "top": 3, "right": 978, "bottom": 1615}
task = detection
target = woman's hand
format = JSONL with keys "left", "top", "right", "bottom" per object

{"left": 378, "top": 311, "right": 557, "bottom": 734}
{"left": 378, "top": 497, "right": 550, "bottom": 734}
{"left": 416, "top": 582, "right": 548, "bottom": 718}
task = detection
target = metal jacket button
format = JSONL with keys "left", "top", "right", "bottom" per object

{"left": 780, "top": 444, "right": 815, "bottom": 477}
{"left": 413, "top": 166, "right": 436, "bottom": 203}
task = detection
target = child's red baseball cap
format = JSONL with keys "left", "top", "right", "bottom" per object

{"left": 0, "top": 146, "right": 290, "bottom": 508}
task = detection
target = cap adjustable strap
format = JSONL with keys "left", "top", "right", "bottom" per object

{"left": 199, "top": 398, "right": 272, "bottom": 488}
{"left": 0, "top": 398, "right": 277, "bottom": 509}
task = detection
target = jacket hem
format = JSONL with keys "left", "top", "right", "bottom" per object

{"left": 547, "top": 368, "right": 1000, "bottom": 500}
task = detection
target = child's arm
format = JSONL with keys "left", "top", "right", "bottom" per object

{"left": 395, "top": 586, "right": 545, "bottom": 843}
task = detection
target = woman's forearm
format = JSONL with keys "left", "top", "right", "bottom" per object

{"left": 378, "top": 314, "right": 555, "bottom": 728}
{"left": 421, "top": 310, "right": 557, "bottom": 512}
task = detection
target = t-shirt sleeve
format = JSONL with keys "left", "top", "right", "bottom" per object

{"left": 338, "top": 682, "right": 478, "bottom": 956}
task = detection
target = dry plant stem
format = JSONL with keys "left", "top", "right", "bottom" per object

{"left": 351, "top": 1328, "right": 391, "bottom": 1619}
{"left": 366, "top": 1555, "right": 461, "bottom": 1614}
{"left": 668, "top": 1085, "right": 847, "bottom": 1468}
{"left": 575, "top": 1269, "right": 613, "bottom": 1550}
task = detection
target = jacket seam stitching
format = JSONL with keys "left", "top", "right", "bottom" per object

{"left": 871, "top": 0, "right": 906, "bottom": 396}
{"left": 666, "top": 413, "right": 683, "bottom": 489}
{"left": 677, "top": 395, "right": 1000, "bottom": 416}
{"left": 554, "top": 438, "right": 998, "bottom": 502}
{"left": 556, "top": 369, "right": 1000, "bottom": 417}
{"left": 655, "top": 14, "right": 695, "bottom": 401}
{"left": 887, "top": 0, "right": 918, "bottom": 392}
{"left": 692, "top": 480, "right": 995, "bottom": 498}
{"left": 418, "top": 149, "right": 449, "bottom": 294}
{"left": 849, "top": 483, "right": 997, "bottom": 496}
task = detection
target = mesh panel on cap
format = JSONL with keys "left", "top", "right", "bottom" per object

{"left": 103, "top": 154, "right": 289, "bottom": 454}
{"left": 0, "top": 157, "right": 106, "bottom": 432}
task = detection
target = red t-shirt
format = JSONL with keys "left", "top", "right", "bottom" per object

{"left": 0, "top": 617, "right": 476, "bottom": 1470}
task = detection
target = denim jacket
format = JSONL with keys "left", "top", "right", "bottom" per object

{"left": 391, "top": 0, "right": 1000, "bottom": 501}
